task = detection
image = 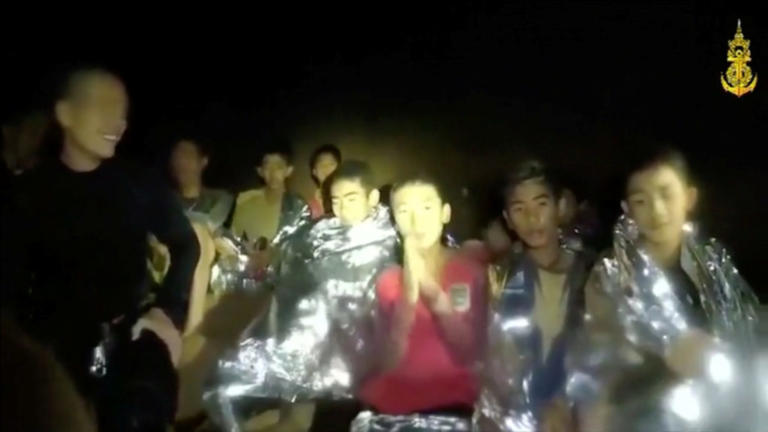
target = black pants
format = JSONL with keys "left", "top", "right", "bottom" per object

{"left": 95, "top": 330, "right": 178, "bottom": 432}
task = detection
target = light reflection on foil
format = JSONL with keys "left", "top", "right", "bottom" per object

{"left": 351, "top": 411, "right": 471, "bottom": 432}
{"left": 474, "top": 246, "right": 593, "bottom": 432}
{"left": 209, "top": 232, "right": 258, "bottom": 295}
{"left": 666, "top": 381, "right": 701, "bottom": 423}
{"left": 567, "top": 215, "right": 762, "bottom": 432}
{"left": 706, "top": 351, "right": 734, "bottom": 385}
{"left": 203, "top": 205, "right": 398, "bottom": 430}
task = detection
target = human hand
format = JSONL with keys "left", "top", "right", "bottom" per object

{"left": 665, "top": 328, "right": 716, "bottom": 378}
{"left": 132, "top": 308, "right": 182, "bottom": 367}
{"left": 402, "top": 239, "right": 422, "bottom": 304}
{"left": 419, "top": 272, "right": 444, "bottom": 307}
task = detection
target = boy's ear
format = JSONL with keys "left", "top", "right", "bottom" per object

{"left": 620, "top": 200, "right": 629, "bottom": 215}
{"left": 54, "top": 101, "right": 73, "bottom": 129}
{"left": 557, "top": 196, "right": 567, "bottom": 223}
{"left": 686, "top": 186, "right": 699, "bottom": 213}
{"left": 285, "top": 165, "right": 294, "bottom": 177}
{"left": 201, "top": 156, "right": 209, "bottom": 169}
{"left": 441, "top": 203, "right": 452, "bottom": 225}
{"left": 502, "top": 210, "right": 512, "bottom": 231}
{"left": 256, "top": 166, "right": 265, "bottom": 179}
{"left": 368, "top": 188, "right": 381, "bottom": 207}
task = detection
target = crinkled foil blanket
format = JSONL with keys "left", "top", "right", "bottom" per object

{"left": 564, "top": 215, "right": 764, "bottom": 432}
{"left": 204, "top": 206, "right": 399, "bottom": 430}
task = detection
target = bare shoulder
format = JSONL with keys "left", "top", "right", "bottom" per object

{"left": 235, "top": 188, "right": 265, "bottom": 205}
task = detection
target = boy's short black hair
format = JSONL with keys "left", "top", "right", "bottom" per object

{"left": 327, "top": 160, "right": 375, "bottom": 190}
{"left": 503, "top": 159, "right": 561, "bottom": 202}
{"left": 625, "top": 147, "right": 690, "bottom": 194}
{"left": 259, "top": 138, "right": 294, "bottom": 166}
{"left": 390, "top": 173, "right": 446, "bottom": 203}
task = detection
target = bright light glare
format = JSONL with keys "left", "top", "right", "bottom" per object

{"left": 707, "top": 351, "right": 734, "bottom": 385}
{"left": 502, "top": 316, "right": 531, "bottom": 331}
{"left": 667, "top": 383, "right": 702, "bottom": 423}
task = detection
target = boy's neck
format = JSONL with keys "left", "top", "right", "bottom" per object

{"left": 61, "top": 138, "right": 102, "bottom": 172}
{"left": 265, "top": 185, "right": 285, "bottom": 201}
{"left": 643, "top": 238, "right": 681, "bottom": 269}
{"left": 180, "top": 181, "right": 202, "bottom": 199}
{"left": 527, "top": 239, "right": 564, "bottom": 272}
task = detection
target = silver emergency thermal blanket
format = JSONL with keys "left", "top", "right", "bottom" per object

{"left": 473, "top": 246, "right": 592, "bottom": 432}
{"left": 209, "top": 231, "right": 260, "bottom": 296}
{"left": 566, "top": 215, "right": 765, "bottom": 432}
{"left": 209, "top": 194, "right": 309, "bottom": 296}
{"left": 351, "top": 411, "right": 472, "bottom": 432}
{"left": 203, "top": 205, "right": 398, "bottom": 431}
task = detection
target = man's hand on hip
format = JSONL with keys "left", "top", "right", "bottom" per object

{"left": 132, "top": 308, "right": 182, "bottom": 367}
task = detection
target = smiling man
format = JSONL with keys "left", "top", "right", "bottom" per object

{"left": 1, "top": 68, "right": 199, "bottom": 431}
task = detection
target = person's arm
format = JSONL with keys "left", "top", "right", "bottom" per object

{"left": 422, "top": 265, "right": 488, "bottom": 365}
{"left": 147, "top": 182, "right": 200, "bottom": 330}
{"left": 184, "top": 223, "right": 216, "bottom": 335}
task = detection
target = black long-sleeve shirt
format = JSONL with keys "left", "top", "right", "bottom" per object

{"left": 1, "top": 158, "right": 198, "bottom": 379}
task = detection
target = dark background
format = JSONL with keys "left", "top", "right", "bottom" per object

{"left": 3, "top": 3, "right": 767, "bottom": 298}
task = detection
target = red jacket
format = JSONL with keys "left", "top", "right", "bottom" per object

{"left": 359, "top": 254, "right": 488, "bottom": 414}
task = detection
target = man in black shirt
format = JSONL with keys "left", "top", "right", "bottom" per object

{"left": 1, "top": 68, "right": 199, "bottom": 431}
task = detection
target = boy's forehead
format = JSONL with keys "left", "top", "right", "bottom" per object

{"left": 176, "top": 140, "right": 198, "bottom": 153}
{"left": 628, "top": 164, "right": 683, "bottom": 193}
{"left": 262, "top": 154, "right": 289, "bottom": 166}
{"left": 392, "top": 183, "right": 441, "bottom": 203}
{"left": 72, "top": 74, "right": 126, "bottom": 102}
{"left": 331, "top": 178, "right": 366, "bottom": 194}
{"left": 316, "top": 153, "right": 338, "bottom": 164}
{"left": 508, "top": 178, "right": 552, "bottom": 201}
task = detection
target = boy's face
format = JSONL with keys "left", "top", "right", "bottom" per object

{"left": 391, "top": 182, "right": 450, "bottom": 250}
{"left": 313, "top": 153, "right": 339, "bottom": 185}
{"left": 503, "top": 178, "right": 560, "bottom": 249}
{"left": 330, "top": 178, "right": 379, "bottom": 226}
{"left": 170, "top": 140, "right": 207, "bottom": 186}
{"left": 258, "top": 154, "right": 293, "bottom": 190}
{"left": 625, "top": 164, "right": 696, "bottom": 247}
{"left": 56, "top": 75, "right": 128, "bottom": 161}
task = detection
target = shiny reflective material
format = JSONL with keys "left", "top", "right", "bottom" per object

{"left": 568, "top": 215, "right": 762, "bottom": 431}
{"left": 351, "top": 411, "right": 471, "bottom": 432}
{"left": 474, "top": 245, "right": 591, "bottom": 432}
{"left": 598, "top": 216, "right": 758, "bottom": 355}
{"left": 208, "top": 197, "right": 310, "bottom": 295}
{"left": 209, "top": 232, "right": 257, "bottom": 295}
{"left": 204, "top": 206, "right": 398, "bottom": 430}
{"left": 473, "top": 303, "right": 538, "bottom": 432}
{"left": 89, "top": 323, "right": 113, "bottom": 377}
